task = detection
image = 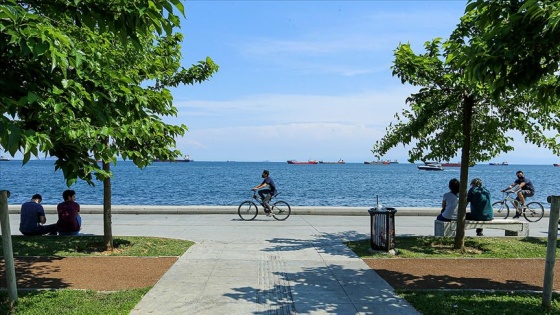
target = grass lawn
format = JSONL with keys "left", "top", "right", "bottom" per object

{"left": 346, "top": 236, "right": 560, "bottom": 315}
{"left": 0, "top": 236, "right": 194, "bottom": 314}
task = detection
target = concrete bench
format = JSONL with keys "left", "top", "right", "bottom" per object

{"left": 434, "top": 219, "right": 529, "bottom": 237}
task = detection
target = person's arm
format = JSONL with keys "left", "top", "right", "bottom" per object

{"left": 503, "top": 182, "right": 517, "bottom": 191}
{"left": 253, "top": 182, "right": 266, "bottom": 190}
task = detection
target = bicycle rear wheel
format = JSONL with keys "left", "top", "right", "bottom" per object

{"left": 524, "top": 202, "right": 544, "bottom": 222}
{"left": 238, "top": 201, "right": 258, "bottom": 221}
{"left": 272, "top": 201, "right": 291, "bottom": 221}
{"left": 492, "top": 201, "right": 510, "bottom": 219}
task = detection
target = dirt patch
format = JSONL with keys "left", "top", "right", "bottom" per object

{"left": 365, "top": 258, "right": 560, "bottom": 291}
{"left": 2, "top": 256, "right": 558, "bottom": 292}
{"left": 0, "top": 257, "right": 177, "bottom": 291}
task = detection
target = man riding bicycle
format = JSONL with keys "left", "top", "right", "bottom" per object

{"left": 502, "top": 170, "right": 535, "bottom": 219}
{"left": 253, "top": 170, "right": 277, "bottom": 215}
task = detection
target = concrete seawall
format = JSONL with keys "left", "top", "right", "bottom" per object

{"left": 7, "top": 205, "right": 553, "bottom": 217}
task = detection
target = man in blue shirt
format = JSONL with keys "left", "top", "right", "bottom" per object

{"left": 503, "top": 170, "right": 535, "bottom": 219}
{"left": 253, "top": 170, "right": 277, "bottom": 215}
{"left": 19, "top": 194, "right": 57, "bottom": 236}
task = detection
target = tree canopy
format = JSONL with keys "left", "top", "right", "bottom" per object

{"left": 456, "top": 0, "right": 560, "bottom": 98}
{"left": 0, "top": 0, "right": 218, "bottom": 185}
{"left": 373, "top": 6, "right": 560, "bottom": 248}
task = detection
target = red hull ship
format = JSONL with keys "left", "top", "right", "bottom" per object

{"left": 287, "top": 160, "right": 318, "bottom": 164}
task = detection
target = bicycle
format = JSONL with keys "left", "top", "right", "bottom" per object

{"left": 492, "top": 191, "right": 544, "bottom": 222}
{"left": 238, "top": 191, "right": 291, "bottom": 221}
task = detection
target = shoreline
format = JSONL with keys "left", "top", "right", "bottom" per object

{"left": 6, "top": 205, "right": 552, "bottom": 217}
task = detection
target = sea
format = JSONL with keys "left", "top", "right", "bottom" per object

{"left": 0, "top": 160, "right": 558, "bottom": 208}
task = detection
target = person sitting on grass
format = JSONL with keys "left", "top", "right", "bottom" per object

{"left": 57, "top": 189, "right": 82, "bottom": 236}
{"left": 466, "top": 178, "right": 494, "bottom": 236}
{"left": 19, "top": 194, "right": 57, "bottom": 236}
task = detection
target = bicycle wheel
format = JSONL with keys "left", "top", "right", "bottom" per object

{"left": 271, "top": 201, "right": 291, "bottom": 221}
{"left": 524, "top": 202, "right": 544, "bottom": 222}
{"left": 238, "top": 201, "right": 258, "bottom": 221}
{"left": 492, "top": 201, "right": 510, "bottom": 219}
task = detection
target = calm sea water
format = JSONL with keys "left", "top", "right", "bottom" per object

{"left": 0, "top": 160, "right": 558, "bottom": 208}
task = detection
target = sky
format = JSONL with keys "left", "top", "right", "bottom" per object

{"left": 11, "top": 1, "right": 559, "bottom": 164}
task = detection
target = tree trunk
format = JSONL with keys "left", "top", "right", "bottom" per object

{"left": 454, "top": 94, "right": 474, "bottom": 250}
{"left": 103, "top": 160, "right": 113, "bottom": 251}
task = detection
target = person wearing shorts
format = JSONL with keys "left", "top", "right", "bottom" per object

{"left": 502, "top": 170, "right": 535, "bottom": 219}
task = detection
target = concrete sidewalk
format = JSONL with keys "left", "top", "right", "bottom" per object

{"left": 5, "top": 212, "right": 554, "bottom": 314}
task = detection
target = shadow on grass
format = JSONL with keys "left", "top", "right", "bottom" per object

{"left": 3, "top": 236, "right": 131, "bottom": 256}
{"left": 0, "top": 256, "right": 69, "bottom": 289}
{"left": 371, "top": 267, "right": 542, "bottom": 291}
{"left": 399, "top": 290, "right": 560, "bottom": 315}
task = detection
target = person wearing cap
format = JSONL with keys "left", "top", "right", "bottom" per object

{"left": 19, "top": 194, "right": 57, "bottom": 236}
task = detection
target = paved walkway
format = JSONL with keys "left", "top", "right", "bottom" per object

{"left": 6, "top": 212, "right": 554, "bottom": 314}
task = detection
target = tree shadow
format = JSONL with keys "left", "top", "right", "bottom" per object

{"left": 224, "top": 263, "right": 415, "bottom": 314}
{"left": 262, "top": 230, "right": 367, "bottom": 253}
{"left": 0, "top": 256, "right": 70, "bottom": 289}
{"left": 2, "top": 236, "right": 131, "bottom": 256}
{"left": 373, "top": 268, "right": 542, "bottom": 291}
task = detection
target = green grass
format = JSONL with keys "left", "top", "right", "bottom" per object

{"left": 346, "top": 236, "right": 559, "bottom": 258}
{"left": 4, "top": 288, "right": 150, "bottom": 315}
{"left": 0, "top": 236, "right": 194, "bottom": 314}
{"left": 3, "top": 235, "right": 194, "bottom": 257}
{"left": 397, "top": 290, "right": 560, "bottom": 315}
{"left": 347, "top": 236, "right": 560, "bottom": 314}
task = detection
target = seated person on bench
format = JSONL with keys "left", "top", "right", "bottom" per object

{"left": 466, "top": 178, "right": 494, "bottom": 236}
{"left": 436, "top": 178, "right": 460, "bottom": 222}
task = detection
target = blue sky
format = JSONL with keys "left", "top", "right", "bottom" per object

{"left": 67, "top": 1, "right": 560, "bottom": 164}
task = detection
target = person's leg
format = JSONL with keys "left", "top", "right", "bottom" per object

{"left": 258, "top": 189, "right": 268, "bottom": 201}
{"left": 436, "top": 214, "right": 451, "bottom": 222}
{"left": 21, "top": 230, "right": 43, "bottom": 236}
{"left": 58, "top": 231, "right": 80, "bottom": 236}
{"left": 517, "top": 191, "right": 526, "bottom": 206}
{"left": 42, "top": 224, "right": 58, "bottom": 235}
{"left": 466, "top": 213, "right": 483, "bottom": 235}
{"left": 258, "top": 189, "right": 272, "bottom": 211}
{"left": 263, "top": 192, "right": 272, "bottom": 212}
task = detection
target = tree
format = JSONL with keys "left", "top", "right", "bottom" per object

{"left": 1, "top": 1, "right": 218, "bottom": 250}
{"left": 455, "top": 0, "right": 560, "bottom": 310}
{"left": 0, "top": 0, "right": 190, "bottom": 172}
{"left": 373, "top": 39, "right": 513, "bottom": 250}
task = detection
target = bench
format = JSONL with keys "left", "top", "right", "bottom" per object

{"left": 434, "top": 219, "right": 529, "bottom": 237}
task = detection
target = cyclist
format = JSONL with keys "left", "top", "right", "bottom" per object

{"left": 253, "top": 170, "right": 277, "bottom": 215}
{"left": 502, "top": 170, "right": 535, "bottom": 219}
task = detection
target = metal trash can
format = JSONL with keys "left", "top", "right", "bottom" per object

{"left": 368, "top": 207, "right": 397, "bottom": 252}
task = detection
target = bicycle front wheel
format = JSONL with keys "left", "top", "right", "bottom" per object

{"left": 238, "top": 201, "right": 258, "bottom": 221}
{"left": 492, "top": 201, "right": 510, "bottom": 219}
{"left": 524, "top": 202, "right": 544, "bottom": 222}
{"left": 272, "top": 201, "right": 291, "bottom": 221}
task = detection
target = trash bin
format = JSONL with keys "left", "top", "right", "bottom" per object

{"left": 368, "top": 206, "right": 397, "bottom": 252}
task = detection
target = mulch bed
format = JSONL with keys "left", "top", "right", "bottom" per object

{"left": 0, "top": 257, "right": 177, "bottom": 291}
{"left": 1, "top": 257, "right": 559, "bottom": 292}
{"left": 365, "top": 258, "right": 560, "bottom": 291}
